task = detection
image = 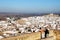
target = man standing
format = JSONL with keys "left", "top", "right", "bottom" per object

{"left": 45, "top": 28, "right": 49, "bottom": 38}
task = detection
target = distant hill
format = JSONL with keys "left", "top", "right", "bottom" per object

{"left": 0, "top": 12, "right": 60, "bottom": 17}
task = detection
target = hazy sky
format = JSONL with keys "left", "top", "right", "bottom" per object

{"left": 0, "top": 0, "right": 60, "bottom": 13}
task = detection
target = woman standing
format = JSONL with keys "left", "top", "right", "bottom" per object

{"left": 40, "top": 28, "right": 45, "bottom": 39}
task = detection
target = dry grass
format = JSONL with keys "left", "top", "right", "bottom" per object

{"left": 54, "top": 30, "right": 60, "bottom": 40}
{"left": 1, "top": 30, "right": 60, "bottom": 40}
{"left": 1, "top": 32, "right": 40, "bottom": 40}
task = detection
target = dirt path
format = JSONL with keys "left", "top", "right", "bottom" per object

{"left": 41, "top": 36, "right": 55, "bottom": 40}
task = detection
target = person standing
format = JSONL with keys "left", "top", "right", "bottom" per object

{"left": 45, "top": 28, "right": 49, "bottom": 38}
{"left": 40, "top": 28, "right": 45, "bottom": 39}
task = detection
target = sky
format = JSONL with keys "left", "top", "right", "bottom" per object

{"left": 0, "top": 0, "right": 60, "bottom": 13}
